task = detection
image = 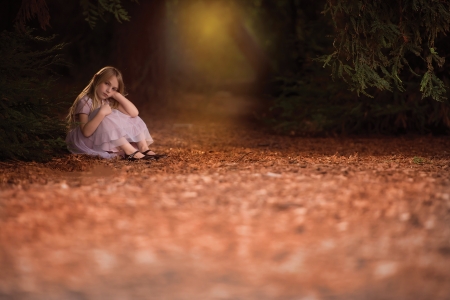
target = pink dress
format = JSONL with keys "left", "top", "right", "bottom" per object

{"left": 65, "top": 96, "right": 153, "bottom": 158}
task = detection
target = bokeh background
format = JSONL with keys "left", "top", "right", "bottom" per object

{"left": 1, "top": 0, "right": 330, "bottom": 107}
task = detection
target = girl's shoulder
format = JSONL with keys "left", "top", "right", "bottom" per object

{"left": 79, "top": 95, "right": 93, "bottom": 104}
{"left": 75, "top": 95, "right": 94, "bottom": 114}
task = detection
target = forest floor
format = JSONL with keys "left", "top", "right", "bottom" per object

{"left": 0, "top": 93, "right": 450, "bottom": 300}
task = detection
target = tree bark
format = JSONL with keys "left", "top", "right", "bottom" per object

{"left": 112, "top": 0, "right": 168, "bottom": 107}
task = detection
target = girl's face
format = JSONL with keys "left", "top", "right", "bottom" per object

{"left": 95, "top": 75, "right": 119, "bottom": 100}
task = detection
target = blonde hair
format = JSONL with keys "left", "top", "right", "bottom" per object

{"left": 66, "top": 66, "right": 126, "bottom": 127}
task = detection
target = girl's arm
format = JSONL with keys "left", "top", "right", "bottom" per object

{"left": 111, "top": 92, "right": 139, "bottom": 117}
{"left": 78, "top": 103, "right": 112, "bottom": 137}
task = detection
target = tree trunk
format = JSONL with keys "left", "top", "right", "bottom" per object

{"left": 112, "top": 0, "right": 168, "bottom": 107}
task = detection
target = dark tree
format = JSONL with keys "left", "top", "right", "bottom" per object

{"left": 111, "top": 0, "right": 169, "bottom": 104}
{"left": 320, "top": 0, "right": 450, "bottom": 101}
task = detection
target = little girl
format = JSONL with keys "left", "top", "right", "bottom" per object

{"left": 66, "top": 66, "right": 160, "bottom": 160}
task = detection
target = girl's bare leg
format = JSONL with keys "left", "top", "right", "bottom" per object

{"left": 137, "top": 140, "right": 155, "bottom": 155}
{"left": 119, "top": 142, "right": 145, "bottom": 159}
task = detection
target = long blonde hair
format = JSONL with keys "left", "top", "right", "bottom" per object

{"left": 66, "top": 66, "right": 126, "bottom": 127}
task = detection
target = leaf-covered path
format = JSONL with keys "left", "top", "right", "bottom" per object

{"left": 1, "top": 95, "right": 450, "bottom": 299}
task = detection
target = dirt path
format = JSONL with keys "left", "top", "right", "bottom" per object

{"left": 1, "top": 94, "right": 450, "bottom": 300}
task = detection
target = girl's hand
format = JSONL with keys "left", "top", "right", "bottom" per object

{"left": 99, "top": 103, "right": 112, "bottom": 116}
{"left": 109, "top": 90, "right": 121, "bottom": 101}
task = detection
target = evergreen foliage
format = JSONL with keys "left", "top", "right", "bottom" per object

{"left": 265, "top": 0, "right": 450, "bottom": 135}
{"left": 80, "top": 0, "right": 139, "bottom": 29}
{"left": 320, "top": 0, "right": 450, "bottom": 101}
{"left": 0, "top": 27, "right": 68, "bottom": 161}
{"left": 267, "top": 74, "right": 450, "bottom": 135}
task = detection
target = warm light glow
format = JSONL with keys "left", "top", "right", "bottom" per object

{"left": 199, "top": 10, "right": 222, "bottom": 38}
{"left": 168, "top": 1, "right": 255, "bottom": 84}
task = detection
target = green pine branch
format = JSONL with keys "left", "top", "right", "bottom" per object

{"left": 0, "top": 27, "right": 68, "bottom": 161}
{"left": 319, "top": 0, "right": 450, "bottom": 101}
{"left": 80, "top": 0, "right": 139, "bottom": 29}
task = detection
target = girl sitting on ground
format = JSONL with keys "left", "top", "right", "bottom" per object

{"left": 66, "top": 66, "right": 163, "bottom": 161}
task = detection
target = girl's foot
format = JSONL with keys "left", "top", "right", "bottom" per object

{"left": 125, "top": 150, "right": 153, "bottom": 161}
{"left": 142, "top": 149, "right": 167, "bottom": 160}
{"left": 142, "top": 149, "right": 156, "bottom": 156}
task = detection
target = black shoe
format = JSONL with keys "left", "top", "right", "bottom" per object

{"left": 142, "top": 150, "right": 167, "bottom": 160}
{"left": 125, "top": 150, "right": 153, "bottom": 161}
